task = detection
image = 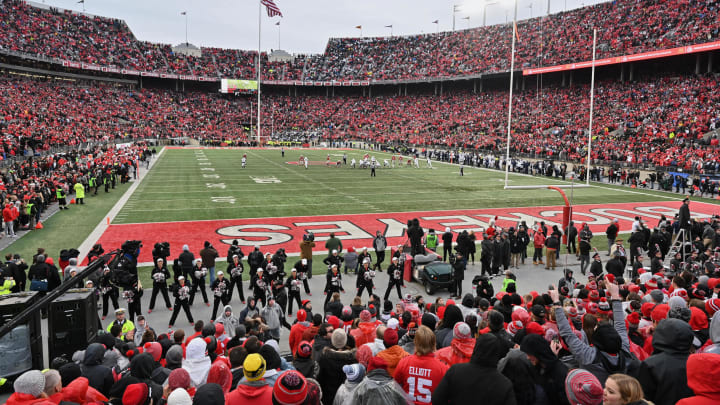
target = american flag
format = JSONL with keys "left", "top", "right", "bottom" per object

{"left": 261, "top": 0, "right": 283, "bottom": 17}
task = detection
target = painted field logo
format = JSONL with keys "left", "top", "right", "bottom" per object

{"left": 92, "top": 201, "right": 720, "bottom": 265}
{"left": 250, "top": 176, "right": 282, "bottom": 183}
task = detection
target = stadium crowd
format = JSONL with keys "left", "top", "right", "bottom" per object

{"left": 2, "top": 72, "right": 719, "bottom": 170}
{"left": 4, "top": 202, "right": 720, "bottom": 405}
{"left": 1, "top": 0, "right": 719, "bottom": 81}
{"left": 0, "top": 141, "right": 148, "bottom": 237}
{"left": 272, "top": 75, "right": 720, "bottom": 169}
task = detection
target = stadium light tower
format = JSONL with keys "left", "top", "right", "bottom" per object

{"left": 453, "top": 5, "right": 460, "bottom": 31}
{"left": 483, "top": 1, "right": 500, "bottom": 26}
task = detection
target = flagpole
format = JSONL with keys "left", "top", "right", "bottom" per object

{"left": 504, "top": 0, "right": 518, "bottom": 188}
{"left": 586, "top": 28, "right": 597, "bottom": 185}
{"left": 277, "top": 22, "right": 281, "bottom": 49}
{"left": 185, "top": 12, "right": 188, "bottom": 45}
{"left": 257, "top": 0, "right": 262, "bottom": 145}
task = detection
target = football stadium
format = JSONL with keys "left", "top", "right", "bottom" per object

{"left": 1, "top": 0, "right": 720, "bottom": 403}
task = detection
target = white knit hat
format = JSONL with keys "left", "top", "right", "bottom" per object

{"left": 167, "top": 388, "right": 192, "bottom": 405}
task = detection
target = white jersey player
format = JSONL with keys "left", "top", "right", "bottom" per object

{"left": 383, "top": 159, "right": 390, "bottom": 167}
{"left": 350, "top": 158, "right": 357, "bottom": 168}
{"left": 413, "top": 157, "right": 420, "bottom": 168}
{"left": 241, "top": 154, "right": 247, "bottom": 168}
{"left": 426, "top": 156, "right": 433, "bottom": 169}
{"left": 304, "top": 156, "right": 309, "bottom": 169}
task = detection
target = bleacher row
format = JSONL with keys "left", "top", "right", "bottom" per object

{"left": 0, "top": 0, "right": 719, "bottom": 81}
{"left": 2, "top": 73, "right": 719, "bottom": 168}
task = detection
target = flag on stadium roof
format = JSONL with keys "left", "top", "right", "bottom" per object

{"left": 261, "top": 0, "right": 283, "bottom": 17}
{"left": 355, "top": 25, "right": 362, "bottom": 29}
{"left": 180, "top": 11, "right": 186, "bottom": 15}
{"left": 432, "top": 19, "right": 439, "bottom": 24}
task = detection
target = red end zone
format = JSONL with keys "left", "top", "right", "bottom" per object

{"left": 92, "top": 201, "right": 720, "bottom": 264}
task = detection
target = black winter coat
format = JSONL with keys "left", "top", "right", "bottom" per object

{"left": 432, "top": 334, "right": 516, "bottom": 405}
{"left": 637, "top": 318, "right": 694, "bottom": 405}
{"left": 80, "top": 343, "right": 114, "bottom": 397}
{"left": 605, "top": 258, "right": 625, "bottom": 278}
{"left": 317, "top": 347, "right": 356, "bottom": 405}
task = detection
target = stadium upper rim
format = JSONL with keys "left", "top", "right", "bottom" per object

{"left": 2, "top": 0, "right": 719, "bottom": 86}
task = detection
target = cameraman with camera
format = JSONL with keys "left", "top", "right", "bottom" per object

{"left": 152, "top": 242, "right": 171, "bottom": 266}
{"left": 226, "top": 239, "right": 244, "bottom": 265}
{"left": 148, "top": 258, "right": 172, "bottom": 313}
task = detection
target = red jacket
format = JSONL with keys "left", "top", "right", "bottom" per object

{"left": 289, "top": 322, "right": 310, "bottom": 355}
{"left": 5, "top": 393, "right": 55, "bottom": 405}
{"left": 3, "top": 205, "right": 18, "bottom": 222}
{"left": 350, "top": 322, "right": 377, "bottom": 347}
{"left": 676, "top": 353, "right": 720, "bottom": 405}
{"left": 54, "top": 377, "right": 108, "bottom": 404}
{"left": 533, "top": 231, "right": 546, "bottom": 248}
{"left": 436, "top": 337, "right": 475, "bottom": 366}
{"left": 225, "top": 382, "right": 273, "bottom": 404}
{"left": 394, "top": 353, "right": 449, "bottom": 405}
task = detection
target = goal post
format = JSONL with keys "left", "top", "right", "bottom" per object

{"left": 502, "top": 184, "right": 590, "bottom": 244}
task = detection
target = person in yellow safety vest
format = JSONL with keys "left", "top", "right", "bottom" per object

{"left": 501, "top": 270, "right": 517, "bottom": 293}
{"left": 425, "top": 228, "right": 439, "bottom": 252}
{"left": 73, "top": 182, "right": 85, "bottom": 205}
{"left": 56, "top": 185, "right": 68, "bottom": 210}
{"left": 106, "top": 308, "right": 135, "bottom": 339}
{"left": 0, "top": 275, "right": 16, "bottom": 295}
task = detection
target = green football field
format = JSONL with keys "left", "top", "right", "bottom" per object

{"left": 112, "top": 147, "right": 686, "bottom": 224}
{"left": 6, "top": 146, "right": 720, "bottom": 288}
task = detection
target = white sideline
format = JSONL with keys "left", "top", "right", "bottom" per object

{"left": 77, "top": 147, "right": 166, "bottom": 263}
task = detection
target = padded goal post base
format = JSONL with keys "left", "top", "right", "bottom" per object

{"left": 503, "top": 184, "right": 591, "bottom": 243}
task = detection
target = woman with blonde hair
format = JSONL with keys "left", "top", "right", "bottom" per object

{"left": 394, "top": 325, "right": 448, "bottom": 404}
{"left": 604, "top": 373, "right": 653, "bottom": 405}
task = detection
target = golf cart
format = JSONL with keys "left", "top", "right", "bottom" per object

{"left": 391, "top": 242, "right": 454, "bottom": 295}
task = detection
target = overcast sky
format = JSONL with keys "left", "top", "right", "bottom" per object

{"left": 37, "top": 0, "right": 609, "bottom": 54}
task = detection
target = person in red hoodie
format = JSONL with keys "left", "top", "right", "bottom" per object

{"left": 677, "top": 353, "right": 720, "bottom": 405}
{"left": 394, "top": 325, "right": 448, "bottom": 405}
{"left": 3, "top": 203, "right": 18, "bottom": 237}
{"left": 436, "top": 322, "right": 475, "bottom": 366}
{"left": 350, "top": 310, "right": 377, "bottom": 347}
{"left": 289, "top": 309, "right": 311, "bottom": 356}
{"left": 225, "top": 353, "right": 272, "bottom": 404}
